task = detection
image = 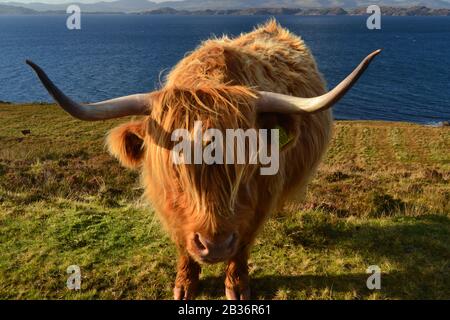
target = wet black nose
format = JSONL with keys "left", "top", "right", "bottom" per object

{"left": 192, "top": 232, "right": 237, "bottom": 262}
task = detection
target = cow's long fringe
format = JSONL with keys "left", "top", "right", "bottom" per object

{"left": 146, "top": 86, "right": 258, "bottom": 230}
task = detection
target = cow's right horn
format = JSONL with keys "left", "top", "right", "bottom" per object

{"left": 255, "top": 49, "right": 382, "bottom": 114}
{"left": 26, "top": 60, "right": 152, "bottom": 121}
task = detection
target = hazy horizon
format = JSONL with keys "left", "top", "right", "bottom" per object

{"left": 0, "top": 0, "right": 179, "bottom": 3}
{"left": 2, "top": 0, "right": 450, "bottom": 5}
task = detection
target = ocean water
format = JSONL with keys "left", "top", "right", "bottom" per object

{"left": 0, "top": 15, "right": 449, "bottom": 124}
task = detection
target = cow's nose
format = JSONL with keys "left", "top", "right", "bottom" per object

{"left": 192, "top": 232, "right": 237, "bottom": 263}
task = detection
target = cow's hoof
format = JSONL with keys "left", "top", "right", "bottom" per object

{"left": 174, "top": 284, "right": 197, "bottom": 300}
{"left": 225, "top": 286, "right": 251, "bottom": 300}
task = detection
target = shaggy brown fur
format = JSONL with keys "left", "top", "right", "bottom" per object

{"left": 107, "top": 19, "right": 333, "bottom": 300}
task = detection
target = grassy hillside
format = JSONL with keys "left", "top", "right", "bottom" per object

{"left": 0, "top": 103, "right": 449, "bottom": 300}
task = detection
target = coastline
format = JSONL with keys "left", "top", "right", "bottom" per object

{"left": 1, "top": 6, "right": 450, "bottom": 17}
{"left": 1, "top": 102, "right": 449, "bottom": 127}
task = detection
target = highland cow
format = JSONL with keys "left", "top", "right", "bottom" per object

{"left": 27, "top": 20, "right": 380, "bottom": 300}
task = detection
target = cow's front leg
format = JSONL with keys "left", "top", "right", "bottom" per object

{"left": 174, "top": 254, "right": 201, "bottom": 300}
{"left": 225, "top": 251, "right": 250, "bottom": 300}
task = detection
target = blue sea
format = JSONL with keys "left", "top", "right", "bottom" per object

{"left": 0, "top": 15, "right": 449, "bottom": 124}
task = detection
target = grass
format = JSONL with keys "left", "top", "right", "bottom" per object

{"left": 0, "top": 103, "right": 449, "bottom": 300}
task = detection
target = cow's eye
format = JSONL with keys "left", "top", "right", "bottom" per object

{"left": 276, "top": 125, "right": 295, "bottom": 149}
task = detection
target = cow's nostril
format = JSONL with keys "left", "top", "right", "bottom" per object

{"left": 194, "top": 233, "right": 207, "bottom": 251}
{"left": 192, "top": 232, "right": 238, "bottom": 261}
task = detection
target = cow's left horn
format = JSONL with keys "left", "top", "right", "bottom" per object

{"left": 26, "top": 60, "right": 151, "bottom": 121}
{"left": 256, "top": 49, "right": 381, "bottom": 114}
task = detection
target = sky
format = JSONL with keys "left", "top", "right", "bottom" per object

{"left": 0, "top": 0, "right": 176, "bottom": 3}
{"left": 1, "top": 0, "right": 448, "bottom": 4}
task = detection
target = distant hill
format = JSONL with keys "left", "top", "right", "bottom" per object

{"left": 0, "top": 3, "right": 37, "bottom": 14}
{"left": 3, "top": 0, "right": 159, "bottom": 13}
{"left": 351, "top": 5, "right": 450, "bottom": 15}
{"left": 154, "top": 0, "right": 450, "bottom": 10}
{"left": 140, "top": 6, "right": 450, "bottom": 16}
{"left": 3, "top": 0, "right": 450, "bottom": 13}
{"left": 2, "top": 1, "right": 450, "bottom": 15}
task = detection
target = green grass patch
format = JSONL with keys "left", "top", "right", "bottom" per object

{"left": 0, "top": 104, "right": 449, "bottom": 299}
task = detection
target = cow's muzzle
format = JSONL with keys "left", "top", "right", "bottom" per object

{"left": 190, "top": 232, "right": 238, "bottom": 264}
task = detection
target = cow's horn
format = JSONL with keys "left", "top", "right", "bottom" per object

{"left": 26, "top": 60, "right": 151, "bottom": 121}
{"left": 256, "top": 49, "right": 382, "bottom": 114}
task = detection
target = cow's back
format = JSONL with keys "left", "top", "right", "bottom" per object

{"left": 167, "top": 20, "right": 326, "bottom": 96}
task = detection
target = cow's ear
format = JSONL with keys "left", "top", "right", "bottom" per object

{"left": 106, "top": 121, "right": 146, "bottom": 169}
